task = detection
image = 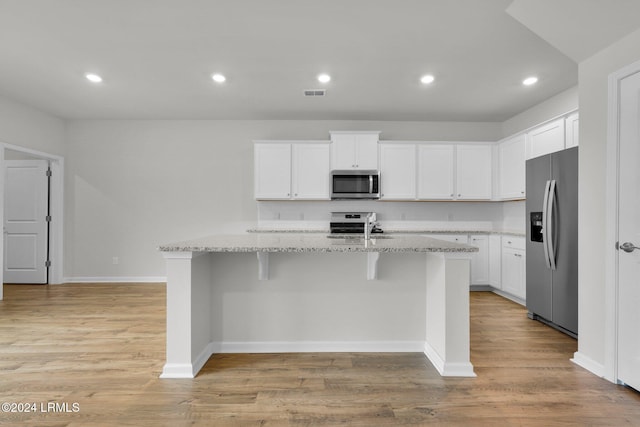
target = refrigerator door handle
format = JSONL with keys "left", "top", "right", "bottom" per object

{"left": 547, "top": 180, "right": 557, "bottom": 270}
{"left": 542, "top": 180, "right": 552, "bottom": 269}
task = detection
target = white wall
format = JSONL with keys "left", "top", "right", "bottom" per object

{"left": 576, "top": 27, "right": 640, "bottom": 373}
{"left": 64, "top": 119, "right": 501, "bottom": 281}
{"left": 0, "top": 95, "right": 65, "bottom": 155}
{"left": 0, "top": 95, "right": 66, "bottom": 297}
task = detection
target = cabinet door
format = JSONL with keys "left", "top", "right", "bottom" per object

{"left": 565, "top": 113, "right": 579, "bottom": 149}
{"left": 469, "top": 235, "right": 489, "bottom": 285}
{"left": 489, "top": 235, "right": 502, "bottom": 289}
{"left": 379, "top": 143, "right": 416, "bottom": 200}
{"left": 501, "top": 247, "right": 525, "bottom": 300}
{"left": 417, "top": 145, "right": 455, "bottom": 199}
{"left": 292, "top": 144, "right": 330, "bottom": 199}
{"left": 330, "top": 133, "right": 379, "bottom": 170}
{"left": 499, "top": 135, "right": 526, "bottom": 199}
{"left": 355, "top": 134, "right": 379, "bottom": 169}
{"left": 527, "top": 118, "right": 565, "bottom": 159}
{"left": 254, "top": 143, "right": 291, "bottom": 199}
{"left": 456, "top": 145, "right": 492, "bottom": 200}
{"left": 330, "top": 134, "right": 357, "bottom": 169}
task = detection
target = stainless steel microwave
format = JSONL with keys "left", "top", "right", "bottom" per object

{"left": 331, "top": 170, "right": 380, "bottom": 200}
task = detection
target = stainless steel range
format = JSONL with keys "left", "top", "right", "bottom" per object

{"left": 329, "top": 212, "right": 381, "bottom": 235}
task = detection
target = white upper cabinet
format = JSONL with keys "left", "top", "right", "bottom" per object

{"left": 254, "top": 141, "right": 330, "bottom": 200}
{"left": 254, "top": 143, "right": 292, "bottom": 199}
{"left": 565, "top": 112, "right": 579, "bottom": 149}
{"left": 417, "top": 144, "right": 455, "bottom": 199}
{"left": 498, "top": 134, "right": 526, "bottom": 199}
{"left": 417, "top": 144, "right": 491, "bottom": 200}
{"left": 330, "top": 131, "right": 380, "bottom": 170}
{"left": 292, "top": 143, "right": 331, "bottom": 199}
{"left": 456, "top": 144, "right": 492, "bottom": 200}
{"left": 527, "top": 117, "right": 565, "bottom": 159}
{"left": 379, "top": 143, "right": 416, "bottom": 200}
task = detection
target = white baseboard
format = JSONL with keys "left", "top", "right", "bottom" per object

{"left": 423, "top": 341, "right": 476, "bottom": 377}
{"left": 159, "top": 341, "right": 425, "bottom": 379}
{"left": 211, "top": 340, "right": 425, "bottom": 353}
{"left": 571, "top": 351, "right": 606, "bottom": 378}
{"left": 491, "top": 288, "right": 526, "bottom": 306}
{"left": 64, "top": 276, "right": 166, "bottom": 284}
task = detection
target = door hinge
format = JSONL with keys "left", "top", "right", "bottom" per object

{"left": 46, "top": 168, "right": 52, "bottom": 177}
{"left": 45, "top": 260, "right": 51, "bottom": 268}
{"left": 46, "top": 215, "right": 52, "bottom": 222}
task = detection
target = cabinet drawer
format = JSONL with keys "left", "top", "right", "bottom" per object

{"left": 502, "top": 236, "right": 525, "bottom": 250}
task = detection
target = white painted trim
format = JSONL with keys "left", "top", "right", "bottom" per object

{"left": 64, "top": 276, "right": 167, "bottom": 284}
{"left": 0, "top": 147, "right": 4, "bottom": 300}
{"left": 423, "top": 341, "right": 476, "bottom": 377}
{"left": 571, "top": 352, "right": 606, "bottom": 378}
{"left": 604, "top": 58, "right": 640, "bottom": 384}
{"left": 160, "top": 341, "right": 426, "bottom": 379}
{"left": 159, "top": 363, "right": 197, "bottom": 379}
{"left": 210, "top": 341, "right": 425, "bottom": 353}
{"left": 0, "top": 143, "right": 64, "bottom": 290}
{"left": 491, "top": 288, "right": 526, "bottom": 307}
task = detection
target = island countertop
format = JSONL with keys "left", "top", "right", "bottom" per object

{"left": 159, "top": 233, "right": 479, "bottom": 253}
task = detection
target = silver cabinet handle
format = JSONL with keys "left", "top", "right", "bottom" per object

{"left": 619, "top": 242, "right": 640, "bottom": 253}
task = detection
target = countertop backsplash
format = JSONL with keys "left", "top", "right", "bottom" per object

{"left": 256, "top": 200, "right": 525, "bottom": 235}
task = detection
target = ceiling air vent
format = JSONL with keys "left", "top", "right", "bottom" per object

{"left": 304, "top": 89, "right": 326, "bottom": 97}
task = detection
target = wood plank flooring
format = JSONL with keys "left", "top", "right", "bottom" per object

{"left": 0, "top": 284, "right": 639, "bottom": 426}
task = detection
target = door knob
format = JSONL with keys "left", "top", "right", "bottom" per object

{"left": 619, "top": 242, "right": 640, "bottom": 253}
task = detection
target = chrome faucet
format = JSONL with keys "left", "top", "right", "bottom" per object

{"left": 364, "top": 212, "right": 377, "bottom": 240}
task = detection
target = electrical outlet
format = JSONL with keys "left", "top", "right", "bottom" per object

{"left": 112, "top": 257, "right": 119, "bottom": 265}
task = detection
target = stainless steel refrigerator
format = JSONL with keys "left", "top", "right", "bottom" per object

{"left": 526, "top": 146, "right": 578, "bottom": 337}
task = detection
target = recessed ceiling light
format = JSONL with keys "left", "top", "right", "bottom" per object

{"left": 211, "top": 73, "right": 226, "bottom": 83}
{"left": 317, "top": 74, "right": 331, "bottom": 83}
{"left": 85, "top": 73, "right": 103, "bottom": 83}
{"left": 523, "top": 76, "right": 538, "bottom": 86}
{"left": 420, "top": 74, "right": 435, "bottom": 85}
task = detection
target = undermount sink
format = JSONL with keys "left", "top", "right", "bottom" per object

{"left": 327, "top": 234, "right": 393, "bottom": 241}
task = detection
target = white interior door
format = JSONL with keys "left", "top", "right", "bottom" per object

{"left": 617, "top": 69, "right": 640, "bottom": 391}
{"left": 3, "top": 160, "right": 49, "bottom": 284}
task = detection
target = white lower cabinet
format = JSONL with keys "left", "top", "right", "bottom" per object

{"left": 423, "top": 233, "right": 525, "bottom": 299}
{"left": 469, "top": 235, "right": 489, "bottom": 285}
{"left": 489, "top": 235, "right": 502, "bottom": 289}
{"left": 425, "top": 234, "right": 490, "bottom": 286}
{"left": 500, "top": 236, "right": 526, "bottom": 300}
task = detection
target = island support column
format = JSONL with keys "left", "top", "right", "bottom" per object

{"left": 424, "top": 252, "right": 476, "bottom": 377}
{"left": 160, "top": 251, "right": 213, "bottom": 379}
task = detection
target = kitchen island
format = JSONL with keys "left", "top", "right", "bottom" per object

{"left": 159, "top": 233, "right": 478, "bottom": 379}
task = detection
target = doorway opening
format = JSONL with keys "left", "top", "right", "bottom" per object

{"left": 604, "top": 58, "right": 640, "bottom": 390}
{"left": 0, "top": 143, "right": 64, "bottom": 300}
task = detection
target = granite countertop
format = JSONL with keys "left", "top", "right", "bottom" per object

{"left": 246, "top": 228, "right": 526, "bottom": 237}
{"left": 159, "top": 233, "right": 479, "bottom": 253}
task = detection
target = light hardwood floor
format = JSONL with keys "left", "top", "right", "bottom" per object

{"left": 0, "top": 284, "right": 639, "bottom": 426}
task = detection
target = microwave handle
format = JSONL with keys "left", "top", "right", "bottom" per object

{"left": 369, "top": 175, "right": 373, "bottom": 194}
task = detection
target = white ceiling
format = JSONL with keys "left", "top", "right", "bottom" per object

{"left": 0, "top": 0, "right": 635, "bottom": 122}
